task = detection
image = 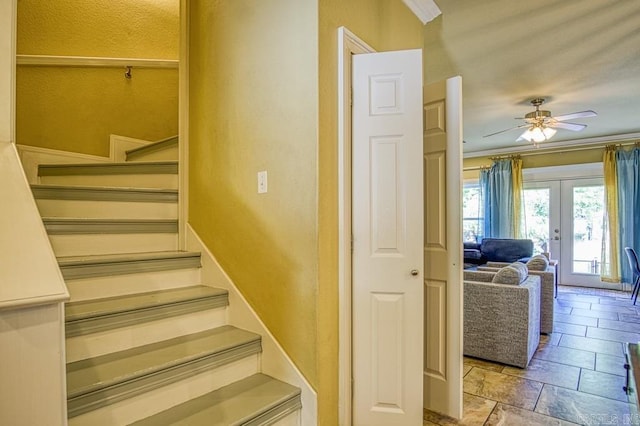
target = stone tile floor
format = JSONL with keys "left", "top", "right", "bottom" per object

{"left": 425, "top": 285, "right": 640, "bottom": 425}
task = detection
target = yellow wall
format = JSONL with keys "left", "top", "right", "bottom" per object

{"left": 16, "top": 0, "right": 179, "bottom": 156}
{"left": 318, "top": 1, "right": 423, "bottom": 423}
{"left": 189, "top": 0, "right": 423, "bottom": 423}
{"left": 463, "top": 146, "right": 606, "bottom": 180}
{"left": 188, "top": 0, "right": 319, "bottom": 392}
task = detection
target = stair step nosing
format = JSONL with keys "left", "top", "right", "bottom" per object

{"left": 57, "top": 251, "right": 200, "bottom": 266}
{"left": 44, "top": 219, "right": 178, "bottom": 234}
{"left": 242, "top": 392, "right": 303, "bottom": 426}
{"left": 38, "top": 161, "right": 178, "bottom": 177}
{"left": 32, "top": 185, "right": 178, "bottom": 203}
{"left": 65, "top": 294, "right": 229, "bottom": 337}
{"left": 66, "top": 288, "right": 226, "bottom": 320}
{"left": 59, "top": 255, "right": 201, "bottom": 280}
{"left": 67, "top": 339, "right": 262, "bottom": 418}
{"left": 131, "top": 374, "right": 301, "bottom": 426}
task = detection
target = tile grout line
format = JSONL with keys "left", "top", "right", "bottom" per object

{"left": 531, "top": 382, "right": 546, "bottom": 413}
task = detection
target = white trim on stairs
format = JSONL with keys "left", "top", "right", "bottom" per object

{"left": 186, "top": 224, "right": 317, "bottom": 425}
{"left": 178, "top": 0, "right": 190, "bottom": 251}
{"left": 16, "top": 135, "right": 163, "bottom": 183}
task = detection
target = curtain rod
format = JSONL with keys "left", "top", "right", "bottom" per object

{"left": 463, "top": 140, "right": 639, "bottom": 171}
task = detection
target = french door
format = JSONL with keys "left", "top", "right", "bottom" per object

{"left": 523, "top": 178, "right": 618, "bottom": 289}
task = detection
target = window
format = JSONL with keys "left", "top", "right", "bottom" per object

{"left": 463, "top": 184, "right": 483, "bottom": 242}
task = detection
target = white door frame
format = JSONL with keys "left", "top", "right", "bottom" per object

{"left": 337, "top": 26, "right": 374, "bottom": 426}
{"left": 1, "top": 0, "right": 16, "bottom": 145}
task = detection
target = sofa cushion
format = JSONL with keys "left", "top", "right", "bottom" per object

{"left": 464, "top": 249, "right": 483, "bottom": 261}
{"left": 492, "top": 262, "right": 528, "bottom": 285}
{"left": 481, "top": 238, "right": 534, "bottom": 263}
{"left": 527, "top": 254, "right": 550, "bottom": 271}
{"left": 464, "top": 242, "right": 481, "bottom": 250}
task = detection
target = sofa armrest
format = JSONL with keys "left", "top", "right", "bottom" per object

{"left": 475, "top": 266, "right": 555, "bottom": 335}
{"left": 464, "top": 276, "right": 541, "bottom": 367}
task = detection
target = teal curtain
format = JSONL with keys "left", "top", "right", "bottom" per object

{"left": 616, "top": 146, "right": 640, "bottom": 283}
{"left": 480, "top": 159, "right": 514, "bottom": 239}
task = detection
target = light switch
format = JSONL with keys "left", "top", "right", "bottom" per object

{"left": 258, "top": 171, "right": 268, "bottom": 193}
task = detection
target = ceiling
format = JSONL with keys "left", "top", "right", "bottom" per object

{"left": 423, "top": 0, "right": 640, "bottom": 156}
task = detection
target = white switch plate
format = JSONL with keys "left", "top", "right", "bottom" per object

{"left": 257, "top": 171, "right": 268, "bottom": 193}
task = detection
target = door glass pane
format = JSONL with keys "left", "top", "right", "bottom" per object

{"left": 462, "top": 186, "right": 483, "bottom": 242}
{"left": 523, "top": 188, "right": 550, "bottom": 255}
{"left": 572, "top": 185, "right": 604, "bottom": 274}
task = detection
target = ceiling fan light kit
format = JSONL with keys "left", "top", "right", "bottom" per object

{"left": 519, "top": 125, "right": 556, "bottom": 143}
{"left": 484, "top": 98, "right": 597, "bottom": 144}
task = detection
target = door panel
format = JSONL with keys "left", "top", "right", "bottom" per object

{"left": 423, "top": 78, "right": 463, "bottom": 418}
{"left": 352, "top": 49, "right": 424, "bottom": 426}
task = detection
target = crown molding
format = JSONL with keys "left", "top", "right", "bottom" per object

{"left": 402, "top": 0, "right": 441, "bottom": 24}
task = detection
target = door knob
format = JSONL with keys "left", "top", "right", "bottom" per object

{"left": 554, "top": 229, "right": 560, "bottom": 233}
{"left": 554, "top": 236, "right": 560, "bottom": 240}
{"left": 411, "top": 269, "right": 419, "bottom": 276}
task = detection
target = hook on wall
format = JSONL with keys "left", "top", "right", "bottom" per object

{"left": 124, "top": 66, "right": 132, "bottom": 79}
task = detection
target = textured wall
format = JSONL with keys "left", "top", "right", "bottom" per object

{"left": 16, "top": 0, "right": 179, "bottom": 156}
{"left": 189, "top": 0, "right": 319, "bottom": 390}
{"left": 17, "top": 0, "right": 178, "bottom": 58}
{"left": 317, "top": 1, "right": 423, "bottom": 424}
{"left": 188, "top": 1, "right": 423, "bottom": 423}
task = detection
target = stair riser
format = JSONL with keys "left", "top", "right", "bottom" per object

{"left": 50, "top": 234, "right": 178, "bottom": 256}
{"left": 66, "top": 268, "right": 201, "bottom": 302}
{"left": 66, "top": 309, "right": 227, "bottom": 362}
{"left": 36, "top": 199, "right": 178, "bottom": 220}
{"left": 39, "top": 174, "right": 178, "bottom": 189}
{"left": 270, "top": 412, "right": 302, "bottom": 426}
{"left": 68, "top": 356, "right": 260, "bottom": 426}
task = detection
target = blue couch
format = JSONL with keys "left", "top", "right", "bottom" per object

{"left": 464, "top": 238, "right": 534, "bottom": 266}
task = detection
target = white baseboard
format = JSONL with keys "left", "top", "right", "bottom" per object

{"left": 17, "top": 135, "right": 152, "bottom": 183}
{"left": 185, "top": 225, "right": 317, "bottom": 426}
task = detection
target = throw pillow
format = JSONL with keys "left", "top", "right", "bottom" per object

{"left": 492, "top": 262, "right": 528, "bottom": 285}
{"left": 527, "top": 254, "right": 549, "bottom": 271}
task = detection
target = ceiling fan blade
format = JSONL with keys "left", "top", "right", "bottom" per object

{"left": 483, "top": 123, "right": 529, "bottom": 138}
{"left": 552, "top": 110, "right": 597, "bottom": 122}
{"left": 549, "top": 121, "right": 587, "bottom": 132}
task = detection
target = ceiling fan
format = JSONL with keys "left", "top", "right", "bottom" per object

{"left": 484, "top": 98, "right": 597, "bottom": 143}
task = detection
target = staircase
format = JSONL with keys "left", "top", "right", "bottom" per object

{"left": 31, "top": 138, "right": 301, "bottom": 425}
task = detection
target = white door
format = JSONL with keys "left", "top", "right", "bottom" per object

{"left": 522, "top": 177, "right": 617, "bottom": 289}
{"left": 422, "top": 78, "right": 463, "bottom": 418}
{"left": 352, "top": 49, "right": 424, "bottom": 426}
{"left": 559, "top": 178, "right": 617, "bottom": 289}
